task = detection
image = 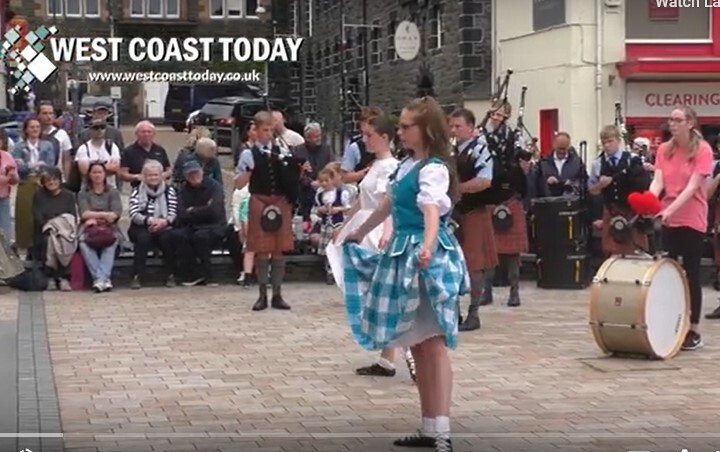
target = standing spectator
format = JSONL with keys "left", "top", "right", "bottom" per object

{"left": 294, "top": 123, "right": 335, "bottom": 221}
{"left": 12, "top": 118, "right": 55, "bottom": 252}
{"left": 75, "top": 119, "right": 121, "bottom": 188}
{"left": 173, "top": 161, "right": 226, "bottom": 286}
{"left": 127, "top": 160, "right": 178, "bottom": 289}
{"left": 80, "top": 102, "right": 125, "bottom": 148}
{"left": 341, "top": 107, "right": 383, "bottom": 184}
{"left": 233, "top": 121, "right": 256, "bottom": 169}
{"left": 173, "top": 137, "right": 222, "bottom": 187}
{"left": 119, "top": 121, "right": 171, "bottom": 188}
{"left": 271, "top": 110, "right": 304, "bottom": 148}
{"left": 32, "top": 168, "right": 77, "bottom": 291}
{"left": 77, "top": 163, "right": 122, "bottom": 292}
{"left": 0, "top": 129, "right": 18, "bottom": 242}
{"left": 37, "top": 101, "right": 73, "bottom": 179}
{"left": 172, "top": 127, "right": 212, "bottom": 185}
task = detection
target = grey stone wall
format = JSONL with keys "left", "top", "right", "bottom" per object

{"left": 298, "top": 0, "right": 492, "bottom": 141}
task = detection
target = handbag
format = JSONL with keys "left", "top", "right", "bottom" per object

{"left": 260, "top": 205, "right": 283, "bottom": 232}
{"left": 84, "top": 223, "right": 117, "bottom": 250}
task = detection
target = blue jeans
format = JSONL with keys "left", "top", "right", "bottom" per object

{"left": 0, "top": 197, "right": 12, "bottom": 242}
{"left": 79, "top": 241, "right": 118, "bottom": 282}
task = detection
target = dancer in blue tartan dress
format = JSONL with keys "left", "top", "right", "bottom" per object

{"left": 343, "top": 97, "right": 469, "bottom": 452}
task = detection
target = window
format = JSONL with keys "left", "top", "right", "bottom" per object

{"left": 46, "top": 0, "right": 99, "bottom": 17}
{"left": 131, "top": 0, "right": 178, "bottom": 17}
{"left": 387, "top": 14, "right": 397, "bottom": 61}
{"left": 429, "top": 6, "right": 443, "bottom": 49}
{"left": 370, "top": 20, "right": 382, "bottom": 65}
{"left": 210, "top": 0, "right": 258, "bottom": 18}
{"left": 625, "top": 0, "right": 710, "bottom": 41}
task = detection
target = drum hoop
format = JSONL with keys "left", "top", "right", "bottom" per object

{"left": 589, "top": 256, "right": 690, "bottom": 359}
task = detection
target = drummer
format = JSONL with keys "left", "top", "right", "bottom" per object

{"left": 533, "top": 132, "right": 587, "bottom": 198}
{"left": 587, "top": 125, "right": 650, "bottom": 256}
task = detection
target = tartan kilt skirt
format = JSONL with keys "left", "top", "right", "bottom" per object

{"left": 316, "top": 222, "right": 342, "bottom": 256}
{"left": 246, "top": 195, "right": 294, "bottom": 254}
{"left": 601, "top": 206, "right": 647, "bottom": 256}
{"left": 458, "top": 207, "right": 498, "bottom": 272}
{"left": 491, "top": 198, "right": 528, "bottom": 255}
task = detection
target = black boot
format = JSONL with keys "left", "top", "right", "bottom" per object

{"left": 507, "top": 256, "right": 521, "bottom": 307}
{"left": 271, "top": 258, "right": 290, "bottom": 310}
{"left": 507, "top": 285, "right": 521, "bottom": 307}
{"left": 252, "top": 259, "right": 270, "bottom": 311}
{"left": 253, "top": 285, "right": 269, "bottom": 311}
{"left": 459, "top": 307, "right": 480, "bottom": 331}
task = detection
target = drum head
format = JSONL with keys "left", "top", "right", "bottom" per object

{"left": 645, "top": 260, "right": 689, "bottom": 358}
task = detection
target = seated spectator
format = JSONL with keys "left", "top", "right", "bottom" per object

{"left": 173, "top": 160, "right": 226, "bottom": 287}
{"left": 74, "top": 119, "right": 122, "bottom": 189}
{"left": 77, "top": 163, "right": 123, "bottom": 292}
{"left": 173, "top": 137, "right": 222, "bottom": 188}
{"left": 33, "top": 168, "right": 77, "bottom": 291}
{"left": 231, "top": 184, "right": 254, "bottom": 287}
{"left": 12, "top": 117, "right": 55, "bottom": 252}
{"left": 309, "top": 164, "right": 351, "bottom": 284}
{"left": 127, "top": 160, "right": 178, "bottom": 289}
{"left": 172, "top": 126, "right": 212, "bottom": 185}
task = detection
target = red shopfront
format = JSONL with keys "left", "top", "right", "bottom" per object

{"left": 617, "top": 4, "right": 720, "bottom": 150}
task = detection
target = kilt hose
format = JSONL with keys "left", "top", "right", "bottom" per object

{"left": 15, "top": 177, "right": 39, "bottom": 250}
{"left": 601, "top": 205, "right": 648, "bottom": 256}
{"left": 246, "top": 195, "right": 294, "bottom": 254}
{"left": 491, "top": 198, "right": 529, "bottom": 255}
{"left": 458, "top": 207, "right": 498, "bottom": 272}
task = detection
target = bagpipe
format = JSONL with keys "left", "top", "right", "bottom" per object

{"left": 607, "top": 190, "right": 663, "bottom": 248}
{"left": 615, "top": 100, "right": 633, "bottom": 154}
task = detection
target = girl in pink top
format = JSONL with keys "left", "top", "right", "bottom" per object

{"left": 650, "top": 106, "right": 713, "bottom": 351}
{"left": 0, "top": 129, "right": 18, "bottom": 243}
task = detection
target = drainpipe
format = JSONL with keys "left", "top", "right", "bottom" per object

{"left": 594, "top": 0, "right": 603, "bottom": 159}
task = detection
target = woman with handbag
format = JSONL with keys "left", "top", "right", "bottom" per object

{"left": 77, "top": 162, "right": 122, "bottom": 292}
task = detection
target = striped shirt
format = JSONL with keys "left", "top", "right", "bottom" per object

{"left": 128, "top": 184, "right": 178, "bottom": 226}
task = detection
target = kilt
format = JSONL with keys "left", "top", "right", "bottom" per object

{"left": 458, "top": 207, "right": 498, "bottom": 272}
{"left": 491, "top": 198, "right": 528, "bottom": 255}
{"left": 342, "top": 229, "right": 469, "bottom": 351}
{"left": 316, "top": 222, "right": 342, "bottom": 256}
{"left": 601, "top": 206, "right": 648, "bottom": 256}
{"left": 246, "top": 195, "right": 294, "bottom": 254}
{"left": 15, "top": 177, "right": 39, "bottom": 249}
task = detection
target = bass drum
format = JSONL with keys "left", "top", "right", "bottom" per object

{"left": 588, "top": 256, "right": 689, "bottom": 359}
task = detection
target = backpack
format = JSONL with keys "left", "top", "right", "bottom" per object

{"left": 66, "top": 140, "right": 114, "bottom": 193}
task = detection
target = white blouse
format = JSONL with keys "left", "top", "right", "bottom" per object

{"left": 394, "top": 159, "right": 452, "bottom": 216}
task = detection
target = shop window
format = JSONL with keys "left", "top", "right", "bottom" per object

{"left": 625, "top": 1, "right": 710, "bottom": 41}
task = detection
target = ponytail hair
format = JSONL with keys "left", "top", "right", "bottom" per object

{"left": 665, "top": 106, "right": 704, "bottom": 160}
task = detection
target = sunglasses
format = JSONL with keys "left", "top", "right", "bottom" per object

{"left": 91, "top": 125, "right": 106, "bottom": 130}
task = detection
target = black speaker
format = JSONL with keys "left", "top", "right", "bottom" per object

{"left": 537, "top": 253, "right": 591, "bottom": 290}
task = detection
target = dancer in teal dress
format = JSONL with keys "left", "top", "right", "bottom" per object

{"left": 343, "top": 97, "right": 469, "bottom": 452}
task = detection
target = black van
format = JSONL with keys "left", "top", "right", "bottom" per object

{"left": 164, "top": 83, "right": 262, "bottom": 131}
{"left": 196, "top": 96, "right": 304, "bottom": 150}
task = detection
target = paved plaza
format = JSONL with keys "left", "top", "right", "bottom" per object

{"left": 2, "top": 282, "right": 720, "bottom": 452}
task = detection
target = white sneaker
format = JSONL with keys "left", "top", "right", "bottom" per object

{"left": 103, "top": 280, "right": 113, "bottom": 292}
{"left": 58, "top": 279, "right": 72, "bottom": 292}
{"left": 92, "top": 280, "right": 103, "bottom": 293}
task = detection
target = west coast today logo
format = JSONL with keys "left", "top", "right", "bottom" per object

{"left": 0, "top": 25, "right": 304, "bottom": 94}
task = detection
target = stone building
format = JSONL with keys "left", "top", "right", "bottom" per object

{"left": 290, "top": 0, "right": 492, "bottom": 145}
{"left": 7, "top": 0, "right": 286, "bottom": 122}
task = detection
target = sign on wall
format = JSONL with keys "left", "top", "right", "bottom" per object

{"left": 533, "top": 0, "right": 565, "bottom": 31}
{"left": 394, "top": 21, "right": 420, "bottom": 61}
{"left": 626, "top": 82, "right": 720, "bottom": 117}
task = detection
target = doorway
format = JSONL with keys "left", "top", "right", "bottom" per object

{"left": 143, "top": 82, "right": 169, "bottom": 119}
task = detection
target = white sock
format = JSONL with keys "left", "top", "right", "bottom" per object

{"left": 422, "top": 417, "right": 435, "bottom": 434}
{"left": 377, "top": 357, "right": 395, "bottom": 370}
{"left": 435, "top": 416, "right": 450, "bottom": 434}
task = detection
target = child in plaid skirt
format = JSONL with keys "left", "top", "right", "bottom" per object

{"left": 309, "top": 165, "right": 351, "bottom": 284}
{"left": 342, "top": 97, "right": 469, "bottom": 452}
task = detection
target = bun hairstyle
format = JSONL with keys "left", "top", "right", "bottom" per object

{"left": 403, "top": 96, "right": 460, "bottom": 203}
